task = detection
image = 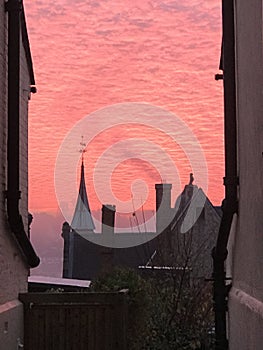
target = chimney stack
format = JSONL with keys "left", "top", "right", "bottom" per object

{"left": 102, "top": 204, "right": 116, "bottom": 234}
{"left": 61, "top": 222, "right": 71, "bottom": 278}
{"left": 100, "top": 204, "right": 116, "bottom": 275}
{"left": 155, "top": 184, "right": 172, "bottom": 234}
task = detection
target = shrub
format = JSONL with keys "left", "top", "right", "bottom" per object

{"left": 90, "top": 268, "right": 214, "bottom": 350}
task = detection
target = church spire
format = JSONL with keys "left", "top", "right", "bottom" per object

{"left": 71, "top": 141, "right": 95, "bottom": 232}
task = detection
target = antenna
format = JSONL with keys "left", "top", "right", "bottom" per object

{"left": 129, "top": 216, "right": 134, "bottom": 234}
{"left": 132, "top": 195, "right": 141, "bottom": 234}
{"left": 79, "top": 135, "right": 87, "bottom": 163}
{"left": 141, "top": 197, "right": 147, "bottom": 233}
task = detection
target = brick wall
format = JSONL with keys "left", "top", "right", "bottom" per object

{"left": 0, "top": 2, "right": 33, "bottom": 348}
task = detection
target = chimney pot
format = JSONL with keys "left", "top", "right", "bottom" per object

{"left": 155, "top": 183, "right": 172, "bottom": 234}
{"left": 102, "top": 204, "right": 116, "bottom": 234}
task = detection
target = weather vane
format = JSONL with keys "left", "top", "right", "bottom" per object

{"left": 79, "top": 136, "right": 87, "bottom": 162}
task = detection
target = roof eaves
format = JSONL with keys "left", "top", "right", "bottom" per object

{"left": 21, "top": 6, "right": 35, "bottom": 85}
{"left": 198, "top": 188, "right": 223, "bottom": 219}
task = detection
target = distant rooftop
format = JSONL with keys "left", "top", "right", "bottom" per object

{"left": 28, "top": 275, "right": 91, "bottom": 288}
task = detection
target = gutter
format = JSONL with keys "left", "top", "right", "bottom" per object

{"left": 5, "top": 0, "right": 40, "bottom": 268}
{"left": 212, "top": 0, "right": 238, "bottom": 349}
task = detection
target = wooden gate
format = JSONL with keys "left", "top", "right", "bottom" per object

{"left": 19, "top": 292, "right": 128, "bottom": 350}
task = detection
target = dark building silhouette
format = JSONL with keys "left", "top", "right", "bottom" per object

{"left": 61, "top": 163, "right": 221, "bottom": 281}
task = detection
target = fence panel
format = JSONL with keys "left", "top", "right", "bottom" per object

{"left": 19, "top": 292, "right": 128, "bottom": 350}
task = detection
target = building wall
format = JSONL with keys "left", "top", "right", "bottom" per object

{"left": 228, "top": 1, "right": 263, "bottom": 348}
{"left": 189, "top": 200, "right": 221, "bottom": 279}
{"left": 20, "top": 23, "right": 31, "bottom": 229}
{"left": 170, "top": 194, "right": 221, "bottom": 279}
{"left": 0, "top": 3, "right": 32, "bottom": 348}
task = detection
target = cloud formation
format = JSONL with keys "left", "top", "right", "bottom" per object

{"left": 25, "top": 0, "right": 224, "bottom": 214}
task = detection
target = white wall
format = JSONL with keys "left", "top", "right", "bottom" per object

{"left": 228, "top": 0, "right": 263, "bottom": 348}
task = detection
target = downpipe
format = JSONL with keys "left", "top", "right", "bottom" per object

{"left": 212, "top": 0, "right": 238, "bottom": 349}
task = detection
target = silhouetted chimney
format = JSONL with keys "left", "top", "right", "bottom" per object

{"left": 155, "top": 184, "right": 172, "bottom": 234}
{"left": 100, "top": 204, "right": 116, "bottom": 275}
{"left": 102, "top": 204, "right": 116, "bottom": 234}
{"left": 155, "top": 184, "right": 173, "bottom": 266}
{"left": 61, "top": 222, "right": 71, "bottom": 278}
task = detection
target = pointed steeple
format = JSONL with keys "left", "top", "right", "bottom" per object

{"left": 71, "top": 160, "right": 95, "bottom": 232}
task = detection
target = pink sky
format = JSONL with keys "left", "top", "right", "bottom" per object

{"left": 25, "top": 0, "right": 224, "bottom": 217}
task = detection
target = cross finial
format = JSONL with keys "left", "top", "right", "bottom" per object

{"left": 79, "top": 136, "right": 86, "bottom": 163}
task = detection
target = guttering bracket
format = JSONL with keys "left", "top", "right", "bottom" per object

{"left": 223, "top": 176, "right": 239, "bottom": 186}
{"left": 30, "top": 86, "right": 37, "bottom": 94}
{"left": 215, "top": 74, "right": 224, "bottom": 81}
{"left": 4, "top": 190, "right": 21, "bottom": 200}
{"left": 225, "top": 283, "right": 232, "bottom": 296}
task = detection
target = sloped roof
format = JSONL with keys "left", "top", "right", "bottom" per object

{"left": 71, "top": 161, "right": 95, "bottom": 232}
{"left": 172, "top": 184, "right": 222, "bottom": 232}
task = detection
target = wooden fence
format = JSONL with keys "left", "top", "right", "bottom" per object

{"left": 19, "top": 291, "right": 128, "bottom": 350}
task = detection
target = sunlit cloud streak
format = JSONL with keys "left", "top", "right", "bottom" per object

{"left": 25, "top": 0, "right": 224, "bottom": 213}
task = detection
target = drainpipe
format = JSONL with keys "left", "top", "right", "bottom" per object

{"left": 212, "top": 0, "right": 238, "bottom": 349}
{"left": 6, "top": 0, "right": 40, "bottom": 268}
